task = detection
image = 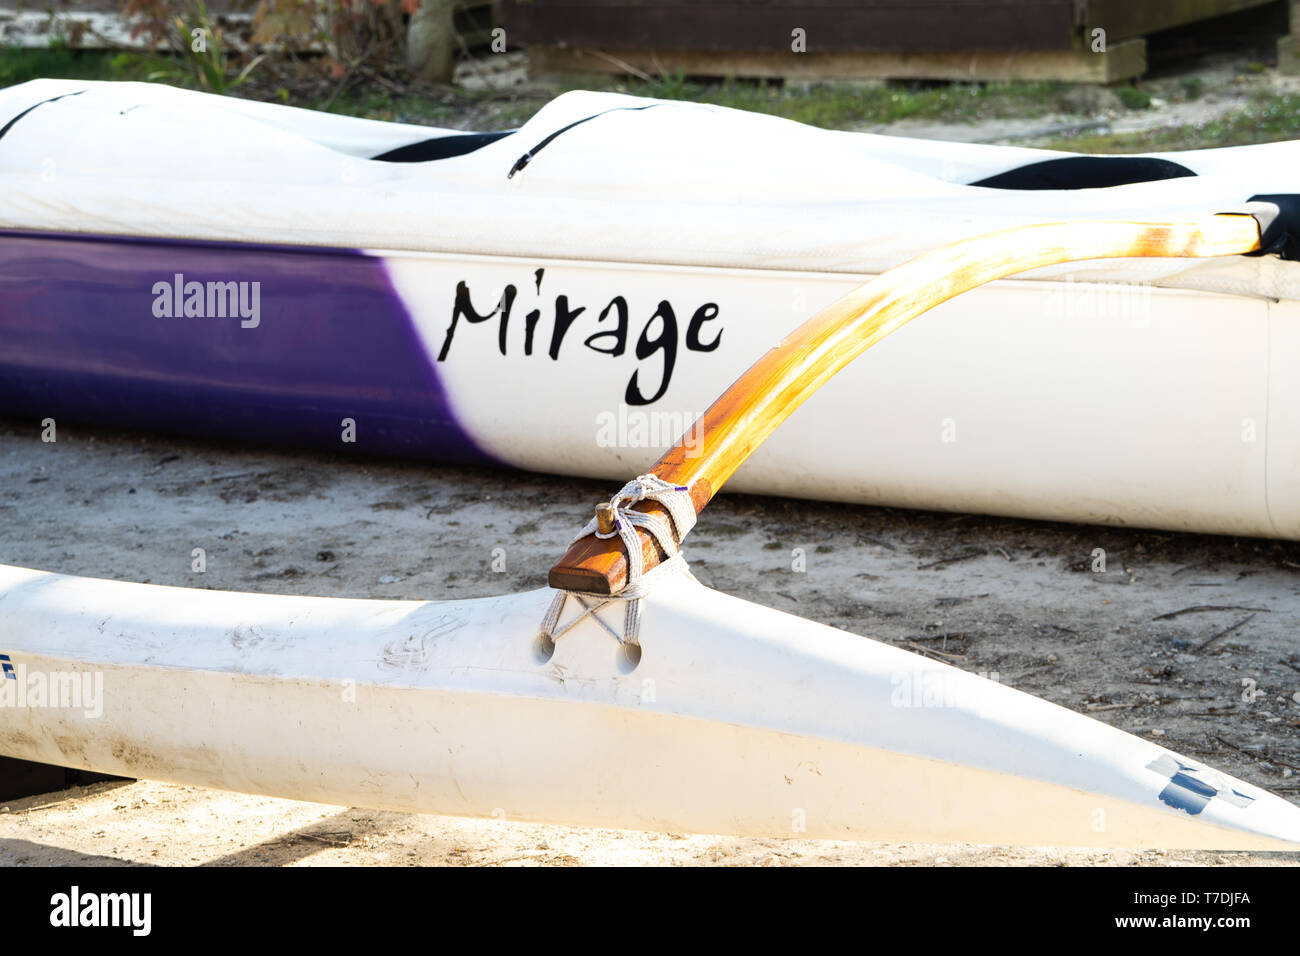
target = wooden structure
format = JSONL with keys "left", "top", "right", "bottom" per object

{"left": 497, "top": 0, "right": 1284, "bottom": 83}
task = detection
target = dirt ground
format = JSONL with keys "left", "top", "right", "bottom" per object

{"left": 1, "top": 417, "right": 1299, "bottom": 866}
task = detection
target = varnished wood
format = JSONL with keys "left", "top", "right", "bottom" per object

{"left": 550, "top": 215, "right": 1263, "bottom": 595}
{"left": 529, "top": 42, "right": 1147, "bottom": 85}
{"left": 550, "top": 481, "right": 712, "bottom": 593}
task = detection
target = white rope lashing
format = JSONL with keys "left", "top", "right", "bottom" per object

{"left": 539, "top": 474, "right": 697, "bottom": 648}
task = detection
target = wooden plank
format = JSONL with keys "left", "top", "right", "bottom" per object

{"left": 530, "top": 38, "right": 1145, "bottom": 83}
{"left": 1084, "top": 0, "right": 1281, "bottom": 41}
{"left": 497, "top": 1, "right": 1077, "bottom": 52}
{"left": 549, "top": 215, "right": 1263, "bottom": 595}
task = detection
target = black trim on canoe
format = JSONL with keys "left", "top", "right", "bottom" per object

{"left": 1242, "top": 193, "right": 1300, "bottom": 261}
{"left": 0, "top": 89, "right": 87, "bottom": 142}
{"left": 371, "top": 129, "right": 515, "bottom": 162}
{"left": 507, "top": 103, "right": 667, "bottom": 179}
{"left": 970, "top": 156, "right": 1197, "bottom": 191}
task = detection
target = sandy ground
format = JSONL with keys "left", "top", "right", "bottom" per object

{"left": 1, "top": 418, "right": 1299, "bottom": 866}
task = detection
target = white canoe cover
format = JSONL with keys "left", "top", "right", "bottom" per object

{"left": 0, "top": 78, "right": 1297, "bottom": 299}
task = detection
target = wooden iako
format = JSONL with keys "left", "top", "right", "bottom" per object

{"left": 550, "top": 216, "right": 1264, "bottom": 595}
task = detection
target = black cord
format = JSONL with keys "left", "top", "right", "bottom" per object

{"left": 507, "top": 104, "right": 666, "bottom": 179}
{"left": 0, "top": 89, "right": 88, "bottom": 143}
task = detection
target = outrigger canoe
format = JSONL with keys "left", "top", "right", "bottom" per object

{"left": 3, "top": 210, "right": 1299, "bottom": 849}
{"left": 2, "top": 79, "right": 1300, "bottom": 538}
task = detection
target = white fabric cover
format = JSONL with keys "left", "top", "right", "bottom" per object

{"left": 0, "top": 78, "right": 1297, "bottom": 298}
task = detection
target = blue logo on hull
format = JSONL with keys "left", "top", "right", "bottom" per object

{"left": 1147, "top": 755, "right": 1253, "bottom": 815}
{"left": 0, "top": 654, "right": 13, "bottom": 679}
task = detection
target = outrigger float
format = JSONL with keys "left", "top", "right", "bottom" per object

{"left": 4, "top": 206, "right": 1300, "bottom": 849}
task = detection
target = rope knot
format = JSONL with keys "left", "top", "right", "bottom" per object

{"left": 539, "top": 474, "right": 697, "bottom": 650}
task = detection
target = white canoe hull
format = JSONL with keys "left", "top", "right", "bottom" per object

{"left": 2, "top": 562, "right": 1297, "bottom": 849}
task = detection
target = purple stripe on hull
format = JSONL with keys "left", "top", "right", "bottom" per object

{"left": 0, "top": 231, "right": 492, "bottom": 463}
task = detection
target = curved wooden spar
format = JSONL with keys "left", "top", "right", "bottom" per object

{"left": 549, "top": 215, "right": 1263, "bottom": 594}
